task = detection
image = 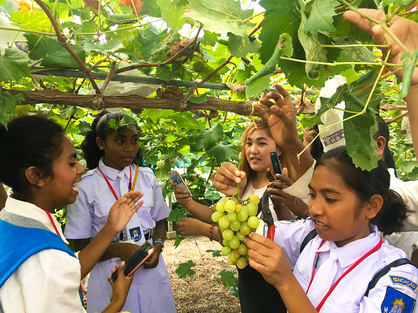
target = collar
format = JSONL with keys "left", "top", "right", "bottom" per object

{"left": 98, "top": 158, "right": 131, "bottom": 181}
{"left": 387, "top": 167, "right": 396, "bottom": 178}
{"left": 314, "top": 224, "right": 381, "bottom": 269}
{"left": 4, "top": 197, "right": 68, "bottom": 244}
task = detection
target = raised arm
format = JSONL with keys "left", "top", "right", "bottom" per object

{"left": 344, "top": 9, "right": 418, "bottom": 152}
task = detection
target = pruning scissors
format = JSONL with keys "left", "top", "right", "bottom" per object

{"left": 260, "top": 191, "right": 275, "bottom": 240}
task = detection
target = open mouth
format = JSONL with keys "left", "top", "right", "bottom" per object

{"left": 313, "top": 220, "right": 327, "bottom": 227}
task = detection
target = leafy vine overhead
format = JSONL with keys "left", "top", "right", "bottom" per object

{"left": 0, "top": 0, "right": 415, "bottom": 169}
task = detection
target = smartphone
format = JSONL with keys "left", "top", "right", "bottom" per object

{"left": 111, "top": 242, "right": 155, "bottom": 281}
{"left": 269, "top": 151, "right": 283, "bottom": 175}
{"left": 169, "top": 170, "right": 192, "bottom": 197}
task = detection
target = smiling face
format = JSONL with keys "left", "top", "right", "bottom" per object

{"left": 40, "top": 135, "right": 84, "bottom": 211}
{"left": 97, "top": 126, "right": 140, "bottom": 170}
{"left": 308, "top": 165, "right": 372, "bottom": 247}
{"left": 244, "top": 128, "right": 279, "bottom": 173}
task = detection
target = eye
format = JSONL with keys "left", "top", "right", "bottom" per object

{"left": 308, "top": 192, "right": 315, "bottom": 199}
{"left": 132, "top": 138, "right": 139, "bottom": 144}
{"left": 69, "top": 162, "right": 76, "bottom": 168}
{"left": 325, "top": 197, "right": 337, "bottom": 203}
{"left": 116, "top": 139, "right": 124, "bottom": 144}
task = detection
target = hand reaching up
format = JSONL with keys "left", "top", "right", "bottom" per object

{"left": 107, "top": 191, "right": 144, "bottom": 233}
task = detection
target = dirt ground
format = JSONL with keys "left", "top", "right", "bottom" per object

{"left": 164, "top": 235, "right": 241, "bottom": 313}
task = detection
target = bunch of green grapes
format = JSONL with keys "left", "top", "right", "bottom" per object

{"left": 211, "top": 195, "right": 260, "bottom": 269}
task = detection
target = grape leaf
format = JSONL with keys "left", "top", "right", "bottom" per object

{"left": 206, "top": 249, "right": 222, "bottom": 257}
{"left": 175, "top": 260, "right": 196, "bottom": 278}
{"left": 227, "top": 33, "right": 260, "bottom": 58}
{"left": 173, "top": 236, "right": 186, "bottom": 248}
{"left": 41, "top": 44, "right": 86, "bottom": 69}
{"left": 83, "top": 39, "right": 124, "bottom": 53}
{"left": 207, "top": 143, "right": 239, "bottom": 164}
{"left": 157, "top": 0, "right": 190, "bottom": 32}
{"left": 298, "top": 11, "right": 328, "bottom": 79}
{"left": 333, "top": 37, "right": 376, "bottom": 63}
{"left": 0, "top": 49, "right": 31, "bottom": 81}
{"left": 189, "top": 94, "right": 207, "bottom": 104}
{"left": 399, "top": 50, "right": 418, "bottom": 104}
{"left": 131, "top": 26, "right": 168, "bottom": 60}
{"left": 259, "top": 0, "right": 300, "bottom": 64}
{"left": 167, "top": 207, "right": 186, "bottom": 224}
{"left": 217, "top": 269, "right": 238, "bottom": 288}
{"left": 0, "top": 0, "right": 18, "bottom": 13}
{"left": 10, "top": 11, "right": 52, "bottom": 32}
{"left": 245, "top": 74, "right": 271, "bottom": 98}
{"left": 189, "top": 123, "right": 224, "bottom": 151}
{"left": 141, "top": 0, "right": 162, "bottom": 17}
{"left": 304, "top": 0, "right": 338, "bottom": 35}
{"left": 280, "top": 33, "right": 293, "bottom": 57}
{"left": 382, "top": 0, "right": 415, "bottom": 7}
{"left": 0, "top": 92, "right": 25, "bottom": 129}
{"left": 184, "top": 0, "right": 255, "bottom": 36}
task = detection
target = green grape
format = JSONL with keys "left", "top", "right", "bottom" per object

{"left": 227, "top": 211, "right": 237, "bottom": 222}
{"left": 236, "top": 232, "right": 246, "bottom": 241}
{"left": 247, "top": 202, "right": 258, "bottom": 216}
{"left": 224, "top": 200, "right": 236, "bottom": 213}
{"left": 237, "top": 205, "right": 248, "bottom": 222}
{"left": 222, "top": 229, "right": 234, "bottom": 241}
{"left": 227, "top": 252, "right": 238, "bottom": 265}
{"left": 230, "top": 197, "right": 238, "bottom": 205}
{"left": 248, "top": 216, "right": 260, "bottom": 229}
{"left": 223, "top": 239, "right": 230, "bottom": 247}
{"left": 211, "top": 211, "right": 223, "bottom": 223}
{"left": 237, "top": 257, "right": 248, "bottom": 269}
{"left": 221, "top": 246, "right": 232, "bottom": 256}
{"left": 218, "top": 215, "right": 230, "bottom": 229}
{"left": 240, "top": 222, "right": 251, "bottom": 236}
{"left": 232, "top": 249, "right": 241, "bottom": 259}
{"left": 229, "top": 236, "right": 240, "bottom": 249}
{"left": 235, "top": 203, "right": 242, "bottom": 212}
{"left": 230, "top": 220, "right": 241, "bottom": 232}
{"left": 216, "top": 200, "right": 226, "bottom": 212}
{"left": 238, "top": 244, "right": 248, "bottom": 255}
{"left": 248, "top": 194, "right": 260, "bottom": 205}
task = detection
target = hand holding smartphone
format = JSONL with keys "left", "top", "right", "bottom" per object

{"left": 269, "top": 151, "right": 283, "bottom": 176}
{"left": 169, "top": 170, "right": 192, "bottom": 198}
{"left": 111, "top": 242, "right": 155, "bottom": 281}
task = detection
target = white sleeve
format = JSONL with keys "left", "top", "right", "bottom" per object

{"left": 0, "top": 250, "right": 85, "bottom": 313}
{"left": 390, "top": 176, "right": 418, "bottom": 229}
{"left": 282, "top": 160, "right": 316, "bottom": 204}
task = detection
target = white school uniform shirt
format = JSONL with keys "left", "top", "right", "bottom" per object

{"left": 274, "top": 218, "right": 418, "bottom": 313}
{"left": 0, "top": 197, "right": 83, "bottom": 313}
{"left": 65, "top": 159, "right": 175, "bottom": 313}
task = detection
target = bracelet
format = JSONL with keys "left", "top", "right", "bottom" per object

{"left": 154, "top": 239, "right": 165, "bottom": 251}
{"left": 209, "top": 223, "right": 214, "bottom": 241}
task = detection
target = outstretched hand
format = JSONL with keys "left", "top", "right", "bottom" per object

{"left": 254, "top": 84, "right": 300, "bottom": 149}
{"left": 212, "top": 162, "right": 247, "bottom": 197}
{"left": 107, "top": 191, "right": 144, "bottom": 233}
{"left": 344, "top": 9, "right": 418, "bottom": 85}
{"left": 105, "top": 261, "right": 133, "bottom": 312}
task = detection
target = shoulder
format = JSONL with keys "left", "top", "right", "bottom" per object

{"left": 78, "top": 168, "right": 100, "bottom": 187}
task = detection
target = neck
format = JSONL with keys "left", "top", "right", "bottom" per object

{"left": 102, "top": 157, "right": 124, "bottom": 171}
{"left": 252, "top": 171, "right": 270, "bottom": 189}
{"left": 14, "top": 192, "right": 55, "bottom": 213}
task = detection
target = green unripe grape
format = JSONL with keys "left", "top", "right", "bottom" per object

{"left": 224, "top": 200, "right": 236, "bottom": 213}
{"left": 223, "top": 239, "right": 230, "bottom": 247}
{"left": 237, "top": 205, "right": 248, "bottom": 222}
{"left": 227, "top": 211, "right": 237, "bottom": 222}
{"left": 216, "top": 200, "right": 226, "bottom": 212}
{"left": 237, "top": 257, "right": 248, "bottom": 269}
{"left": 227, "top": 252, "right": 238, "bottom": 265}
{"left": 248, "top": 216, "right": 260, "bottom": 229}
{"left": 247, "top": 202, "right": 258, "bottom": 216}
{"left": 236, "top": 232, "right": 246, "bottom": 241}
{"left": 211, "top": 211, "right": 223, "bottom": 223}
{"left": 248, "top": 194, "right": 260, "bottom": 205}
{"left": 222, "top": 229, "right": 234, "bottom": 241}
{"left": 229, "top": 236, "right": 240, "bottom": 249}
{"left": 240, "top": 222, "right": 251, "bottom": 236}
{"left": 221, "top": 246, "right": 232, "bottom": 256}
{"left": 230, "top": 220, "right": 241, "bottom": 232}
{"left": 230, "top": 197, "right": 238, "bottom": 205}
{"left": 218, "top": 215, "right": 230, "bottom": 229}
{"left": 238, "top": 244, "right": 248, "bottom": 255}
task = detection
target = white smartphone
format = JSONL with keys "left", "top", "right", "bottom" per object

{"left": 169, "top": 170, "right": 192, "bottom": 197}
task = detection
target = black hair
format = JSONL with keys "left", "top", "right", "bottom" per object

{"left": 373, "top": 117, "right": 397, "bottom": 176}
{"left": 0, "top": 116, "right": 65, "bottom": 198}
{"left": 315, "top": 146, "right": 409, "bottom": 235}
{"left": 82, "top": 111, "right": 143, "bottom": 170}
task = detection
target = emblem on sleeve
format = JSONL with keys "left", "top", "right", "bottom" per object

{"left": 381, "top": 287, "right": 415, "bottom": 313}
{"left": 390, "top": 276, "right": 418, "bottom": 292}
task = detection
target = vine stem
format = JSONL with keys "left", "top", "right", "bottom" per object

{"left": 297, "top": 49, "right": 390, "bottom": 159}
{"left": 320, "top": 44, "right": 391, "bottom": 48}
{"left": 279, "top": 56, "right": 400, "bottom": 68}
{"left": 34, "top": 0, "right": 101, "bottom": 95}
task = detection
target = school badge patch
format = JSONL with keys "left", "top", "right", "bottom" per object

{"left": 129, "top": 227, "right": 142, "bottom": 242}
{"left": 390, "top": 276, "right": 418, "bottom": 292}
{"left": 381, "top": 287, "right": 415, "bottom": 313}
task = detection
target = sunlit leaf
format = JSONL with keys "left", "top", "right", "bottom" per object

{"left": 0, "top": 92, "right": 24, "bottom": 128}
{"left": 0, "top": 48, "right": 31, "bottom": 81}
{"left": 304, "top": 0, "right": 338, "bottom": 35}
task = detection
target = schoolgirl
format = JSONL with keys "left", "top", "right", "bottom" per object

{"left": 173, "top": 119, "right": 298, "bottom": 313}
{"left": 65, "top": 111, "right": 176, "bottom": 313}
{"left": 0, "top": 115, "right": 143, "bottom": 313}
{"left": 246, "top": 146, "right": 418, "bottom": 313}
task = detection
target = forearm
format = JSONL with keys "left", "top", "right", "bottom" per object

{"left": 102, "top": 298, "right": 126, "bottom": 313}
{"left": 183, "top": 200, "right": 215, "bottom": 224}
{"left": 406, "top": 84, "right": 418, "bottom": 153}
{"left": 281, "top": 139, "right": 314, "bottom": 179}
{"left": 78, "top": 223, "right": 118, "bottom": 278}
{"left": 275, "top": 273, "right": 317, "bottom": 313}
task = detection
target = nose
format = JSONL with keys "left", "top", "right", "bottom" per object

{"left": 309, "top": 198, "right": 323, "bottom": 218}
{"left": 249, "top": 143, "right": 259, "bottom": 155}
{"left": 124, "top": 142, "right": 134, "bottom": 152}
{"left": 76, "top": 161, "right": 84, "bottom": 175}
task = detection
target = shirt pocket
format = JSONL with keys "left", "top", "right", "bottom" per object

{"left": 91, "top": 201, "right": 111, "bottom": 232}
